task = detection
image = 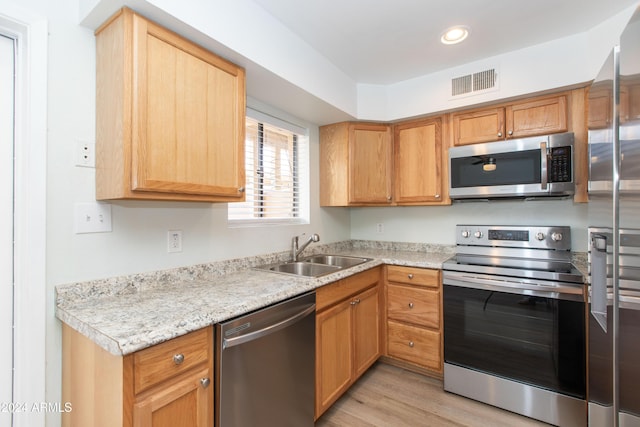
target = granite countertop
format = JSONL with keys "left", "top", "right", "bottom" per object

{"left": 56, "top": 240, "right": 589, "bottom": 357}
{"left": 56, "top": 241, "right": 455, "bottom": 356}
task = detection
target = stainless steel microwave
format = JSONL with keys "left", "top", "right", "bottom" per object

{"left": 448, "top": 132, "right": 575, "bottom": 200}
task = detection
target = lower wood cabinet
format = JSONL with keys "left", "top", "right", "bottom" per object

{"left": 62, "top": 325, "right": 213, "bottom": 427}
{"left": 133, "top": 367, "right": 211, "bottom": 427}
{"left": 315, "top": 267, "right": 382, "bottom": 419}
{"left": 384, "top": 265, "right": 443, "bottom": 376}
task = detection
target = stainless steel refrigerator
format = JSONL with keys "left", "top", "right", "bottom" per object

{"left": 587, "top": 5, "right": 640, "bottom": 427}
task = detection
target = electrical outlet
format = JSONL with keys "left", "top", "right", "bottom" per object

{"left": 376, "top": 223, "right": 384, "bottom": 233}
{"left": 75, "top": 140, "right": 95, "bottom": 168}
{"left": 168, "top": 230, "right": 183, "bottom": 253}
{"left": 74, "top": 202, "right": 112, "bottom": 233}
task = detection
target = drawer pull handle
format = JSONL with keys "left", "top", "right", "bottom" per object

{"left": 409, "top": 341, "right": 414, "bottom": 348}
{"left": 407, "top": 274, "right": 414, "bottom": 279}
{"left": 173, "top": 353, "right": 185, "bottom": 365}
{"left": 408, "top": 302, "right": 414, "bottom": 309}
{"left": 350, "top": 298, "right": 361, "bottom": 306}
{"left": 200, "top": 378, "right": 211, "bottom": 388}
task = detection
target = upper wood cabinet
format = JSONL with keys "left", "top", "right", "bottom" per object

{"left": 626, "top": 76, "right": 640, "bottom": 122}
{"left": 95, "top": 8, "right": 246, "bottom": 202}
{"left": 393, "top": 117, "right": 446, "bottom": 204}
{"left": 452, "top": 94, "right": 568, "bottom": 146}
{"left": 320, "top": 122, "right": 393, "bottom": 206}
{"left": 589, "top": 76, "right": 640, "bottom": 129}
{"left": 587, "top": 86, "right": 613, "bottom": 129}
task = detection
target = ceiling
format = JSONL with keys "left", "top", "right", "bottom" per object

{"left": 252, "top": 0, "right": 639, "bottom": 85}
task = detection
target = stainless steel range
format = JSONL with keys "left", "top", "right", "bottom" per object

{"left": 442, "top": 225, "right": 587, "bottom": 427}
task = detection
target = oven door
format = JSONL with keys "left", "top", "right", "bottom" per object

{"left": 443, "top": 272, "right": 586, "bottom": 399}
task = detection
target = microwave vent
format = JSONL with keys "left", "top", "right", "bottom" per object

{"left": 451, "top": 68, "right": 498, "bottom": 97}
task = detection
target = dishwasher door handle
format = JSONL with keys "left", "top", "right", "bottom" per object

{"left": 222, "top": 303, "right": 315, "bottom": 349}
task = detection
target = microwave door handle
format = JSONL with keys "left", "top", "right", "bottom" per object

{"left": 540, "top": 141, "right": 548, "bottom": 190}
{"left": 590, "top": 234, "right": 608, "bottom": 332}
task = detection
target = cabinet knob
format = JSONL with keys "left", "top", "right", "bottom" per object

{"left": 408, "top": 302, "right": 414, "bottom": 309}
{"left": 173, "top": 353, "right": 185, "bottom": 365}
{"left": 386, "top": 196, "right": 392, "bottom": 202}
{"left": 508, "top": 130, "right": 513, "bottom": 136}
{"left": 200, "top": 378, "right": 211, "bottom": 388}
{"left": 498, "top": 132, "right": 503, "bottom": 137}
{"left": 238, "top": 186, "right": 245, "bottom": 193}
{"left": 408, "top": 341, "right": 414, "bottom": 348}
{"left": 407, "top": 274, "right": 414, "bottom": 279}
{"left": 351, "top": 299, "right": 360, "bottom": 305}
{"left": 435, "top": 194, "right": 440, "bottom": 198}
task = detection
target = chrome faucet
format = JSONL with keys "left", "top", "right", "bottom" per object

{"left": 291, "top": 233, "right": 320, "bottom": 261}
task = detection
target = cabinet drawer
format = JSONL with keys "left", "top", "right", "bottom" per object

{"left": 387, "top": 320, "right": 440, "bottom": 370}
{"left": 387, "top": 266, "right": 439, "bottom": 288}
{"left": 317, "top": 267, "right": 381, "bottom": 311}
{"left": 387, "top": 284, "right": 439, "bottom": 328}
{"left": 134, "top": 327, "right": 211, "bottom": 394}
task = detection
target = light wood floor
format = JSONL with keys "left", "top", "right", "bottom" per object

{"left": 315, "top": 362, "right": 549, "bottom": 427}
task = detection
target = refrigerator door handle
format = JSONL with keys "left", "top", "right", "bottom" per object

{"left": 591, "top": 233, "right": 609, "bottom": 332}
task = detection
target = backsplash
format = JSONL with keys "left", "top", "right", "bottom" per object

{"left": 56, "top": 239, "right": 439, "bottom": 306}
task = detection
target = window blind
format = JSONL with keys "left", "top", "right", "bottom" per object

{"left": 228, "top": 109, "right": 308, "bottom": 226}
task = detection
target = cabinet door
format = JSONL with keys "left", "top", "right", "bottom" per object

{"left": 353, "top": 286, "right": 381, "bottom": 377}
{"left": 452, "top": 107, "right": 505, "bottom": 146}
{"left": 132, "top": 14, "right": 245, "bottom": 198}
{"left": 349, "top": 123, "right": 393, "bottom": 204}
{"left": 506, "top": 95, "right": 567, "bottom": 138}
{"left": 587, "top": 88, "right": 612, "bottom": 129}
{"left": 315, "top": 299, "right": 353, "bottom": 418}
{"left": 394, "top": 118, "right": 443, "bottom": 203}
{"left": 627, "top": 81, "right": 640, "bottom": 122}
{"left": 133, "top": 367, "right": 212, "bottom": 427}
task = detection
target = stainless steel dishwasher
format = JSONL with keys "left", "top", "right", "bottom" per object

{"left": 215, "top": 291, "right": 315, "bottom": 427}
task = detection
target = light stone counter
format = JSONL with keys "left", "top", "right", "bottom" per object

{"left": 56, "top": 240, "right": 455, "bottom": 356}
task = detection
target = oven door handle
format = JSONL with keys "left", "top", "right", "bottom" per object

{"left": 443, "top": 272, "right": 584, "bottom": 302}
{"left": 590, "top": 233, "right": 608, "bottom": 332}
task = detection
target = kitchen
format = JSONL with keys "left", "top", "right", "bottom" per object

{"left": 1, "top": 0, "right": 639, "bottom": 426}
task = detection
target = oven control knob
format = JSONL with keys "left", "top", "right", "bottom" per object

{"left": 551, "top": 232, "right": 563, "bottom": 242}
{"left": 461, "top": 230, "right": 470, "bottom": 238}
{"left": 474, "top": 231, "right": 483, "bottom": 238}
{"left": 535, "top": 232, "right": 545, "bottom": 241}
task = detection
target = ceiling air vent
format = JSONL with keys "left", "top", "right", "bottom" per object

{"left": 451, "top": 68, "right": 498, "bottom": 97}
{"left": 451, "top": 74, "right": 472, "bottom": 96}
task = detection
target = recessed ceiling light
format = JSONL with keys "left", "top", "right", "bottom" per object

{"left": 440, "top": 26, "right": 470, "bottom": 45}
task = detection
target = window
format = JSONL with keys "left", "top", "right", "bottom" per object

{"left": 228, "top": 108, "right": 309, "bottom": 226}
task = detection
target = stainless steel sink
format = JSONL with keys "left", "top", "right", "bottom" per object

{"left": 302, "top": 254, "right": 372, "bottom": 268}
{"left": 265, "top": 261, "right": 340, "bottom": 277}
{"left": 256, "top": 254, "right": 372, "bottom": 277}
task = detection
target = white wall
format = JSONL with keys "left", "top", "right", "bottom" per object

{"left": 349, "top": 199, "right": 590, "bottom": 252}
{"left": 78, "top": 0, "right": 638, "bottom": 125}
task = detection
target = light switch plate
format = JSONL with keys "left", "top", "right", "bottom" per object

{"left": 74, "top": 202, "right": 112, "bottom": 234}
